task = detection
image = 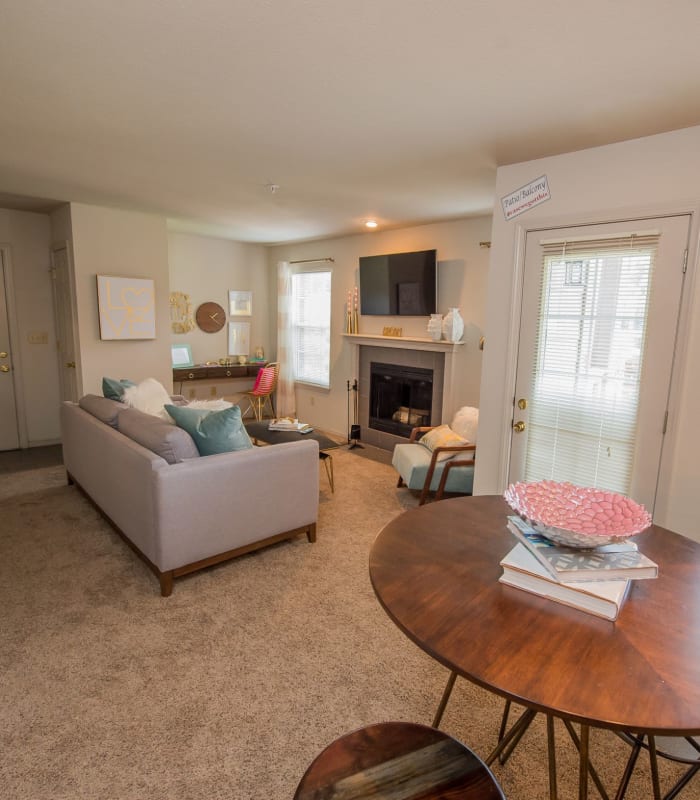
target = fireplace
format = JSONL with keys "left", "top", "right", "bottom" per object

{"left": 356, "top": 341, "right": 450, "bottom": 452}
{"left": 369, "top": 362, "right": 433, "bottom": 438}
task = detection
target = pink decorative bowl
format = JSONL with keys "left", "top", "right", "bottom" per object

{"left": 503, "top": 480, "right": 652, "bottom": 548}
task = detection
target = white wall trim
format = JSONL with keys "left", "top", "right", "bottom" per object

{"left": 0, "top": 244, "right": 29, "bottom": 448}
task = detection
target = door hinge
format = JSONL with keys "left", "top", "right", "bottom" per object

{"left": 682, "top": 249, "right": 688, "bottom": 274}
{"left": 662, "top": 410, "right": 668, "bottom": 435}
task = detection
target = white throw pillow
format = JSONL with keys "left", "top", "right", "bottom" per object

{"left": 122, "top": 378, "right": 174, "bottom": 421}
{"left": 451, "top": 406, "right": 479, "bottom": 443}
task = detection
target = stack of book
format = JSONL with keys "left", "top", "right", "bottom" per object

{"left": 500, "top": 515, "right": 658, "bottom": 621}
{"left": 267, "top": 418, "right": 314, "bottom": 433}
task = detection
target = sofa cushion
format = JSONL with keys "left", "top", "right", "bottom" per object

{"left": 165, "top": 404, "right": 253, "bottom": 456}
{"left": 122, "top": 378, "right": 174, "bottom": 421}
{"left": 117, "top": 407, "right": 200, "bottom": 464}
{"left": 79, "top": 394, "right": 126, "bottom": 428}
{"left": 102, "top": 376, "right": 136, "bottom": 401}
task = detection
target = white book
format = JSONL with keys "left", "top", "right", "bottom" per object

{"left": 499, "top": 544, "right": 632, "bottom": 621}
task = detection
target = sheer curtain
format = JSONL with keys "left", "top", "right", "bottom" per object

{"left": 276, "top": 260, "right": 296, "bottom": 417}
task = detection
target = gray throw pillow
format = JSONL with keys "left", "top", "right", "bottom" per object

{"left": 117, "top": 407, "right": 200, "bottom": 464}
{"left": 79, "top": 394, "right": 126, "bottom": 428}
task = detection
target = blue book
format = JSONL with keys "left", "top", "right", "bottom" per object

{"left": 506, "top": 515, "right": 657, "bottom": 583}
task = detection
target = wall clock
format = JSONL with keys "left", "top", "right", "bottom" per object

{"left": 195, "top": 301, "right": 226, "bottom": 333}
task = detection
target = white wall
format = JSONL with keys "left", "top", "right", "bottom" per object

{"left": 0, "top": 208, "right": 61, "bottom": 445}
{"left": 476, "top": 125, "right": 700, "bottom": 540}
{"left": 268, "top": 216, "right": 492, "bottom": 438}
{"left": 167, "top": 232, "right": 269, "bottom": 365}
{"left": 69, "top": 203, "right": 172, "bottom": 395}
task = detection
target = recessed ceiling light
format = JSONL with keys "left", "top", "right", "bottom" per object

{"left": 365, "top": 219, "right": 378, "bottom": 228}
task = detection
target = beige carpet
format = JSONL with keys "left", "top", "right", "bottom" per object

{"left": 1, "top": 448, "right": 697, "bottom": 800}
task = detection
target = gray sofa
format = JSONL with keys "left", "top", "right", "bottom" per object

{"left": 60, "top": 396, "right": 319, "bottom": 596}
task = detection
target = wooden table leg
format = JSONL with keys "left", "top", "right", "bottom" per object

{"left": 432, "top": 670, "right": 458, "bottom": 727}
{"left": 547, "top": 714, "right": 558, "bottom": 800}
{"left": 579, "top": 724, "right": 590, "bottom": 800}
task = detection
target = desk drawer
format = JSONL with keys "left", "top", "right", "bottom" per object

{"left": 206, "top": 365, "right": 248, "bottom": 379}
{"left": 173, "top": 367, "right": 209, "bottom": 381}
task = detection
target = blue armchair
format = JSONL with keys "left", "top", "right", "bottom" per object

{"left": 392, "top": 406, "right": 478, "bottom": 505}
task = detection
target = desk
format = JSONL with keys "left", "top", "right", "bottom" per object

{"left": 173, "top": 364, "right": 264, "bottom": 400}
{"left": 368, "top": 495, "right": 700, "bottom": 799}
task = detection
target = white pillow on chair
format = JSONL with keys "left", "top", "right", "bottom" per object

{"left": 451, "top": 406, "right": 479, "bottom": 443}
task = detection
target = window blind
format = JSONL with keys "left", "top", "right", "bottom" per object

{"left": 291, "top": 271, "right": 331, "bottom": 388}
{"left": 524, "top": 233, "right": 659, "bottom": 494}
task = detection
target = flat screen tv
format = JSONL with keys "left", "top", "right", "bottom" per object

{"left": 359, "top": 248, "right": 437, "bottom": 316}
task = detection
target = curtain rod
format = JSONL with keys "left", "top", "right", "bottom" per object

{"left": 289, "top": 257, "right": 335, "bottom": 264}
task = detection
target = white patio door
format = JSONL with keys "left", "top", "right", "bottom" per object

{"left": 508, "top": 215, "right": 689, "bottom": 514}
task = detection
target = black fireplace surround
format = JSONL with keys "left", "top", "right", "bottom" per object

{"left": 369, "top": 362, "right": 433, "bottom": 438}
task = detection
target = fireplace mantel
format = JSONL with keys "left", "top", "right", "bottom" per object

{"left": 342, "top": 333, "right": 464, "bottom": 353}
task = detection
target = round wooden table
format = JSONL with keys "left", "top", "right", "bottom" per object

{"left": 368, "top": 495, "right": 700, "bottom": 798}
{"left": 294, "top": 721, "right": 505, "bottom": 799}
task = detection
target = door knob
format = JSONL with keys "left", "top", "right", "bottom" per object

{"left": 512, "top": 420, "right": 526, "bottom": 433}
{"left": 0, "top": 365, "right": 10, "bottom": 373}
{"left": 0, "top": 351, "right": 7, "bottom": 358}
{"left": 65, "top": 361, "right": 76, "bottom": 368}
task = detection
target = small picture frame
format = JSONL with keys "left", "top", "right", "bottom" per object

{"left": 229, "top": 290, "right": 252, "bottom": 316}
{"left": 171, "top": 343, "right": 194, "bottom": 368}
{"left": 228, "top": 321, "right": 250, "bottom": 356}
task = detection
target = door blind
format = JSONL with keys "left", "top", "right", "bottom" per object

{"left": 524, "top": 233, "right": 660, "bottom": 494}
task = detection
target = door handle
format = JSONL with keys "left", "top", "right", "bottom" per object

{"left": 0, "top": 351, "right": 7, "bottom": 359}
{"left": 0, "top": 365, "right": 10, "bottom": 373}
{"left": 513, "top": 420, "right": 526, "bottom": 433}
{"left": 65, "top": 362, "right": 76, "bottom": 368}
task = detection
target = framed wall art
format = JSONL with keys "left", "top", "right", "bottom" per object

{"left": 169, "top": 291, "right": 195, "bottom": 333}
{"left": 228, "top": 321, "right": 250, "bottom": 356}
{"left": 229, "top": 290, "right": 252, "bottom": 316}
{"left": 97, "top": 275, "right": 156, "bottom": 340}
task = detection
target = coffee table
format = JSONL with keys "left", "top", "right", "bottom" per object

{"left": 245, "top": 421, "right": 339, "bottom": 491}
{"left": 368, "top": 495, "right": 700, "bottom": 799}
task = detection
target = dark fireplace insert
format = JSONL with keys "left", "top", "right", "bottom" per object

{"left": 369, "top": 362, "right": 433, "bottom": 438}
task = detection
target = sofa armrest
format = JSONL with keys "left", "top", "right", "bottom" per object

{"left": 151, "top": 439, "right": 320, "bottom": 570}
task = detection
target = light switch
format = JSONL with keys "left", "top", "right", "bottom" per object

{"left": 28, "top": 331, "right": 49, "bottom": 344}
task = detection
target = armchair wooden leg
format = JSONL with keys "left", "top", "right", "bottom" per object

{"left": 397, "top": 476, "right": 405, "bottom": 488}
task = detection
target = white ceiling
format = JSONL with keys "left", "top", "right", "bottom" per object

{"left": 1, "top": 0, "right": 699, "bottom": 244}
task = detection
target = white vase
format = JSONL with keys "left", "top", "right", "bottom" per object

{"left": 442, "top": 308, "right": 464, "bottom": 343}
{"left": 427, "top": 313, "right": 443, "bottom": 341}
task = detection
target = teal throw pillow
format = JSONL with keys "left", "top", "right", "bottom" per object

{"left": 102, "top": 376, "right": 136, "bottom": 401}
{"left": 165, "top": 404, "right": 253, "bottom": 456}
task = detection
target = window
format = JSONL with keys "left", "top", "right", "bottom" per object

{"left": 291, "top": 270, "right": 331, "bottom": 387}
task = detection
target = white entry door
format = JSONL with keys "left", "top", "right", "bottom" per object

{"left": 0, "top": 249, "right": 20, "bottom": 450}
{"left": 508, "top": 215, "right": 690, "bottom": 514}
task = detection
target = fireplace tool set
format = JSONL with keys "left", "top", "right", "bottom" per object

{"left": 346, "top": 379, "right": 363, "bottom": 449}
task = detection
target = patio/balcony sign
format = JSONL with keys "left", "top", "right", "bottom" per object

{"left": 501, "top": 175, "right": 551, "bottom": 221}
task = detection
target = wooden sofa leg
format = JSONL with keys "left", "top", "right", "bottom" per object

{"left": 397, "top": 476, "right": 405, "bottom": 488}
{"left": 159, "top": 571, "right": 174, "bottom": 597}
{"left": 306, "top": 523, "right": 317, "bottom": 543}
